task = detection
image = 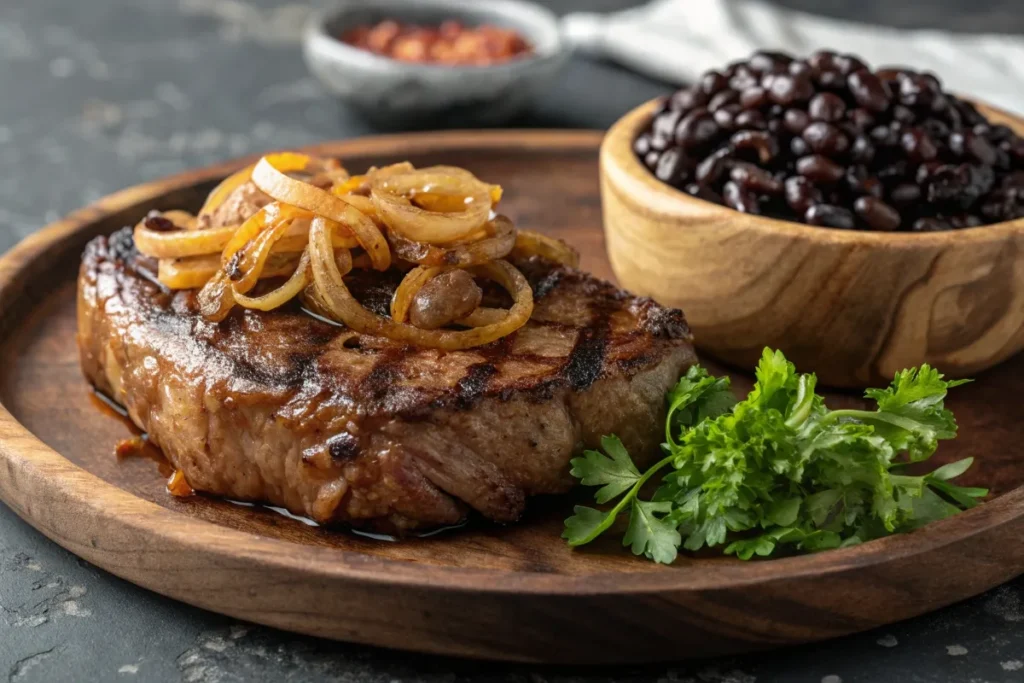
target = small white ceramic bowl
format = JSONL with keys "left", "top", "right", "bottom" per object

{"left": 303, "top": 0, "right": 570, "bottom": 127}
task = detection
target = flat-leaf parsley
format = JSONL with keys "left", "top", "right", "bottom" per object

{"left": 563, "top": 349, "right": 985, "bottom": 563}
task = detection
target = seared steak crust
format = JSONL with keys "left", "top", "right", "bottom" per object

{"left": 78, "top": 228, "right": 696, "bottom": 531}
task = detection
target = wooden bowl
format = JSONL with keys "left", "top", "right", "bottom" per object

{"left": 600, "top": 98, "right": 1024, "bottom": 387}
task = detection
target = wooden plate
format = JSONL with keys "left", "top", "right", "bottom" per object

{"left": 1, "top": 131, "right": 1023, "bottom": 664}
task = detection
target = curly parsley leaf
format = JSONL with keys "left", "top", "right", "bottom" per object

{"left": 624, "top": 500, "right": 680, "bottom": 564}
{"left": 564, "top": 349, "right": 981, "bottom": 564}
{"left": 568, "top": 435, "right": 641, "bottom": 504}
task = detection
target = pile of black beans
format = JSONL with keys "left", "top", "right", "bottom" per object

{"left": 634, "top": 50, "right": 1024, "bottom": 231}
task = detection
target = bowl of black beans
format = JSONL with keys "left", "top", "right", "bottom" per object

{"left": 600, "top": 49, "right": 1024, "bottom": 387}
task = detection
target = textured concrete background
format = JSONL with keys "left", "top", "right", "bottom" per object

{"left": 1, "top": 1, "right": 1023, "bottom": 681}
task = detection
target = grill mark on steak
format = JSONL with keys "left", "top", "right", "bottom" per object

{"left": 451, "top": 363, "right": 498, "bottom": 409}
{"left": 561, "top": 323, "right": 609, "bottom": 390}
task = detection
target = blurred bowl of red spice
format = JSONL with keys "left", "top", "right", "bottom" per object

{"left": 303, "top": 0, "right": 570, "bottom": 127}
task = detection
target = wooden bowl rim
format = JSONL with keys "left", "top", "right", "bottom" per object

{"left": 603, "top": 98, "right": 1024, "bottom": 246}
{"left": 0, "top": 129, "right": 1022, "bottom": 600}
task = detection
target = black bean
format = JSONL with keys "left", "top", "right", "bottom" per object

{"left": 670, "top": 88, "right": 707, "bottom": 112}
{"left": 796, "top": 155, "right": 845, "bottom": 184}
{"left": 898, "top": 74, "right": 937, "bottom": 107}
{"left": 848, "top": 69, "right": 892, "bottom": 112}
{"left": 850, "top": 136, "right": 876, "bottom": 164}
{"left": 739, "top": 86, "right": 769, "bottom": 109}
{"left": 900, "top": 128, "right": 939, "bottom": 163}
{"left": 805, "top": 204, "right": 856, "bottom": 228}
{"left": 730, "top": 162, "right": 783, "bottom": 194}
{"left": 949, "top": 214, "right": 984, "bottom": 229}
{"left": 808, "top": 92, "right": 846, "bottom": 122}
{"left": 894, "top": 102, "right": 922, "bottom": 123}
{"left": 635, "top": 50, "right": 1024, "bottom": 231}
{"left": 877, "top": 160, "right": 910, "bottom": 186}
{"left": 700, "top": 70, "right": 729, "bottom": 95}
{"left": 784, "top": 108, "right": 811, "bottom": 135}
{"left": 655, "top": 148, "right": 686, "bottom": 183}
{"left": 870, "top": 125, "right": 899, "bottom": 147}
{"left": 695, "top": 148, "right": 732, "bottom": 185}
{"left": 728, "top": 70, "right": 759, "bottom": 92}
{"left": 734, "top": 109, "right": 766, "bottom": 130}
{"left": 787, "top": 61, "right": 812, "bottom": 78}
{"left": 950, "top": 131, "right": 997, "bottom": 166}
{"left": 731, "top": 130, "right": 777, "bottom": 164}
{"left": 1007, "top": 137, "right": 1024, "bottom": 162}
{"left": 723, "top": 180, "right": 761, "bottom": 214}
{"left": 915, "top": 161, "right": 942, "bottom": 185}
{"left": 633, "top": 134, "right": 653, "bottom": 156}
{"left": 675, "top": 110, "right": 720, "bottom": 149}
{"left": 808, "top": 50, "right": 837, "bottom": 71}
{"left": 713, "top": 104, "right": 742, "bottom": 130}
{"left": 768, "top": 73, "right": 814, "bottom": 105}
{"left": 854, "top": 196, "right": 902, "bottom": 230}
{"left": 790, "top": 137, "right": 810, "bottom": 156}
{"left": 990, "top": 124, "right": 1014, "bottom": 142}
{"left": 848, "top": 108, "right": 876, "bottom": 132}
{"left": 816, "top": 69, "right": 845, "bottom": 89}
{"left": 685, "top": 183, "right": 723, "bottom": 204}
{"left": 912, "top": 217, "right": 952, "bottom": 232}
{"left": 927, "top": 164, "right": 979, "bottom": 208}
{"left": 652, "top": 109, "right": 683, "bottom": 140}
{"left": 889, "top": 183, "right": 922, "bottom": 205}
{"left": 708, "top": 89, "right": 740, "bottom": 112}
{"left": 1003, "top": 171, "right": 1024, "bottom": 190}
{"left": 803, "top": 122, "right": 850, "bottom": 156}
{"left": 846, "top": 168, "right": 884, "bottom": 199}
{"left": 749, "top": 50, "right": 792, "bottom": 74}
{"left": 785, "top": 176, "right": 822, "bottom": 213}
{"left": 834, "top": 54, "right": 867, "bottom": 75}
{"left": 922, "top": 118, "right": 950, "bottom": 140}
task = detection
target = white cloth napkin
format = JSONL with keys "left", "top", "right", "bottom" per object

{"left": 563, "top": 0, "right": 1024, "bottom": 114}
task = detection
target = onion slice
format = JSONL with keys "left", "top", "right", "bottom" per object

{"left": 252, "top": 154, "right": 391, "bottom": 271}
{"left": 512, "top": 230, "right": 580, "bottom": 268}
{"left": 232, "top": 249, "right": 312, "bottom": 311}
{"left": 369, "top": 167, "right": 495, "bottom": 244}
{"left": 308, "top": 217, "right": 532, "bottom": 350}
{"left": 388, "top": 215, "right": 515, "bottom": 267}
{"left": 159, "top": 252, "right": 301, "bottom": 290}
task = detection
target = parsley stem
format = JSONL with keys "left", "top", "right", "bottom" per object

{"left": 573, "top": 454, "right": 677, "bottom": 547}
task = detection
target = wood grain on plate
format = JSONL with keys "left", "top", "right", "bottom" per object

{"left": 0, "top": 131, "right": 1022, "bottom": 664}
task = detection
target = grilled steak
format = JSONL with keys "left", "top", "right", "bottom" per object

{"left": 78, "top": 227, "right": 697, "bottom": 532}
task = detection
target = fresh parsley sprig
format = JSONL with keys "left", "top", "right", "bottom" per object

{"left": 563, "top": 349, "right": 986, "bottom": 564}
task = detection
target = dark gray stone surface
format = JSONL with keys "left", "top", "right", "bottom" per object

{"left": 1, "top": 1, "right": 1022, "bottom": 681}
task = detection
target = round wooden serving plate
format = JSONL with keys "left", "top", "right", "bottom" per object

{"left": 1, "top": 131, "right": 1023, "bottom": 664}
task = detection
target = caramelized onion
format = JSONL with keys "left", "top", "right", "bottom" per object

{"left": 388, "top": 214, "right": 515, "bottom": 267}
{"left": 252, "top": 154, "right": 391, "bottom": 271}
{"left": 370, "top": 166, "right": 496, "bottom": 243}
{"left": 456, "top": 307, "right": 508, "bottom": 327}
{"left": 158, "top": 152, "right": 533, "bottom": 350}
{"left": 135, "top": 222, "right": 236, "bottom": 259}
{"left": 197, "top": 270, "right": 237, "bottom": 322}
{"left": 159, "top": 252, "right": 301, "bottom": 290}
{"left": 228, "top": 217, "right": 293, "bottom": 294}
{"left": 308, "top": 217, "right": 532, "bottom": 349}
{"left": 232, "top": 249, "right": 312, "bottom": 311}
{"left": 512, "top": 229, "right": 580, "bottom": 268}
